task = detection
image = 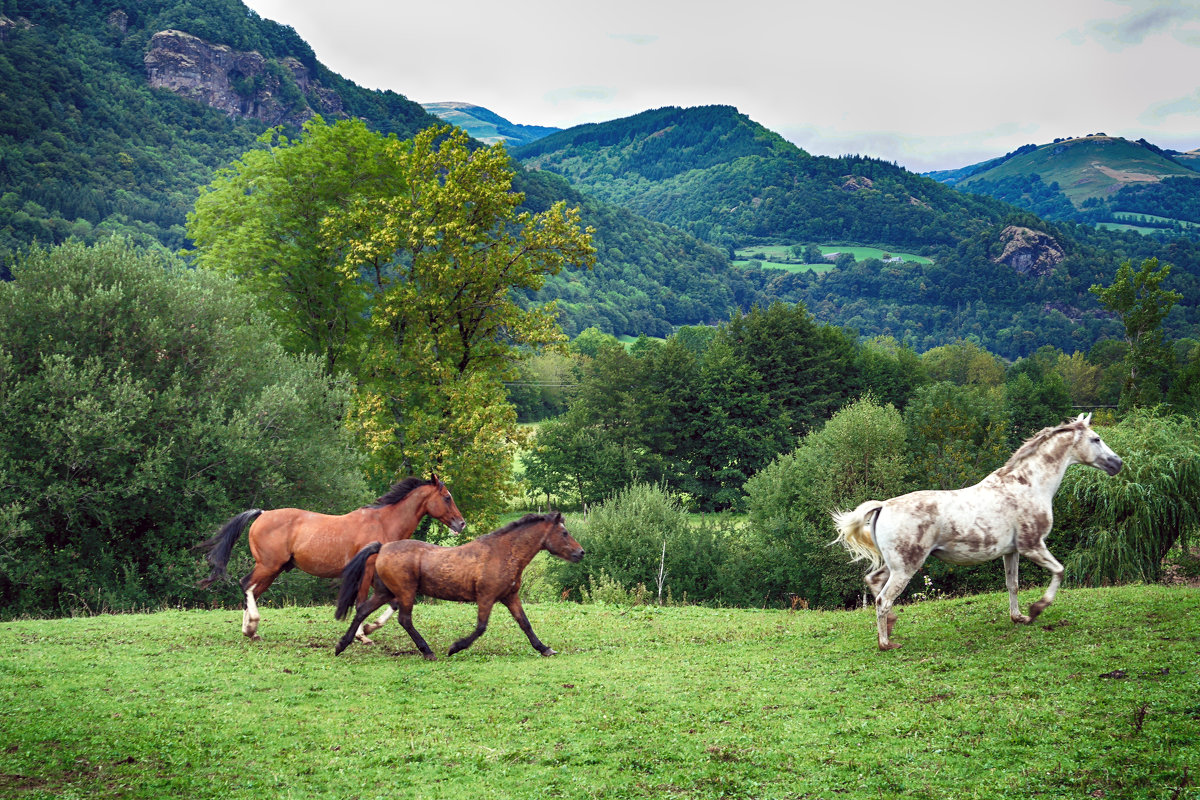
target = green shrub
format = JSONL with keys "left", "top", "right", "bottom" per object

{"left": 0, "top": 240, "right": 368, "bottom": 616}
{"left": 1056, "top": 409, "right": 1200, "bottom": 585}
{"left": 548, "top": 482, "right": 729, "bottom": 604}
{"left": 741, "top": 395, "right": 910, "bottom": 608}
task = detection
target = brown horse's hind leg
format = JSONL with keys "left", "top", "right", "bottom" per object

{"left": 240, "top": 565, "right": 282, "bottom": 641}
{"left": 447, "top": 601, "right": 495, "bottom": 657}
{"left": 503, "top": 596, "right": 555, "bottom": 656}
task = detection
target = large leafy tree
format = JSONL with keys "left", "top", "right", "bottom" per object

{"left": 1090, "top": 257, "right": 1182, "bottom": 411}
{"left": 188, "top": 120, "right": 594, "bottom": 522}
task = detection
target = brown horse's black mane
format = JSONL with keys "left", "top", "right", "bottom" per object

{"left": 366, "top": 477, "right": 432, "bottom": 509}
{"left": 477, "top": 512, "right": 558, "bottom": 540}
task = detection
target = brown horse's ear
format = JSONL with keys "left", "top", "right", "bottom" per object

{"left": 430, "top": 472, "right": 442, "bottom": 486}
{"left": 553, "top": 511, "right": 564, "bottom": 524}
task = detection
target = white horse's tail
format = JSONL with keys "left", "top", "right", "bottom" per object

{"left": 831, "top": 501, "right": 885, "bottom": 571}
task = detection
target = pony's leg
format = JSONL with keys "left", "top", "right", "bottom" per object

{"left": 1003, "top": 552, "right": 1029, "bottom": 623}
{"left": 334, "top": 591, "right": 392, "bottom": 656}
{"left": 395, "top": 603, "right": 437, "bottom": 661}
{"left": 503, "top": 596, "right": 555, "bottom": 656}
{"left": 239, "top": 565, "right": 281, "bottom": 641}
{"left": 447, "top": 600, "right": 495, "bottom": 657}
{"left": 874, "top": 567, "right": 915, "bottom": 650}
{"left": 1018, "top": 545, "right": 1065, "bottom": 623}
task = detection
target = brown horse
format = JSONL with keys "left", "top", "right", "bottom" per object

{"left": 333, "top": 512, "right": 583, "bottom": 659}
{"left": 194, "top": 475, "right": 466, "bottom": 641}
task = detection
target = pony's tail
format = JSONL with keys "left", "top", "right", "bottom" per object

{"left": 830, "top": 501, "right": 885, "bottom": 571}
{"left": 193, "top": 509, "right": 263, "bottom": 589}
{"left": 335, "top": 542, "right": 382, "bottom": 620}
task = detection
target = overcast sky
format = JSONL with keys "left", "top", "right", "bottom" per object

{"left": 240, "top": 0, "right": 1200, "bottom": 172}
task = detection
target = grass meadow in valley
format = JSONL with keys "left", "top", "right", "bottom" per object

{"left": 1, "top": 584, "right": 1197, "bottom": 799}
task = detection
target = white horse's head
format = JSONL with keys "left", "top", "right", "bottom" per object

{"left": 1068, "top": 413, "right": 1123, "bottom": 476}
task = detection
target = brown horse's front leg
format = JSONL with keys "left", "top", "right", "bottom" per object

{"left": 504, "top": 596, "right": 555, "bottom": 656}
{"left": 447, "top": 601, "right": 494, "bottom": 656}
{"left": 396, "top": 605, "right": 437, "bottom": 661}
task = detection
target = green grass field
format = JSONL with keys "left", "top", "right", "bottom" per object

{"left": 2, "top": 585, "right": 1197, "bottom": 799}
{"left": 733, "top": 245, "right": 931, "bottom": 273}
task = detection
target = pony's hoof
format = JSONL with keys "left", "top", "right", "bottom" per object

{"left": 422, "top": 652, "right": 438, "bottom": 661}
{"left": 540, "top": 647, "right": 557, "bottom": 657}
{"left": 355, "top": 635, "right": 374, "bottom": 645}
{"left": 362, "top": 623, "right": 382, "bottom": 635}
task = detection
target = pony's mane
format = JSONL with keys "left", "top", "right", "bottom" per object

{"left": 996, "top": 420, "right": 1084, "bottom": 475}
{"left": 478, "top": 512, "right": 559, "bottom": 540}
{"left": 366, "top": 477, "right": 433, "bottom": 509}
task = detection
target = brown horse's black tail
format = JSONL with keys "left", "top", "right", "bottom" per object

{"left": 193, "top": 509, "right": 263, "bottom": 589}
{"left": 335, "top": 541, "right": 382, "bottom": 620}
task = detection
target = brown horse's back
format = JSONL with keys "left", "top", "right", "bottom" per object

{"left": 251, "top": 507, "right": 385, "bottom": 579}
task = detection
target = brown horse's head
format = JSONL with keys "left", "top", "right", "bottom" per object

{"left": 425, "top": 473, "right": 467, "bottom": 534}
{"left": 542, "top": 511, "right": 584, "bottom": 563}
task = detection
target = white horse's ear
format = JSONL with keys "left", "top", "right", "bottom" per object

{"left": 1082, "top": 412, "right": 1092, "bottom": 425}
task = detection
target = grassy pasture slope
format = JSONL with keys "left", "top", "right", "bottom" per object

{"left": 1, "top": 585, "right": 1198, "bottom": 799}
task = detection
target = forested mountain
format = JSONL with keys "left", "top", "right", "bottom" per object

{"left": 514, "top": 106, "right": 1200, "bottom": 356}
{"left": 423, "top": 101, "right": 559, "bottom": 147}
{"left": 0, "top": 0, "right": 437, "bottom": 262}
{"left": 514, "top": 105, "right": 1014, "bottom": 253}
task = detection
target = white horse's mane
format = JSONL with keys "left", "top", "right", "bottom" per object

{"left": 996, "top": 418, "right": 1086, "bottom": 475}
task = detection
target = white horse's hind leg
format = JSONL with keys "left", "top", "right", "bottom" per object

{"left": 1003, "top": 552, "right": 1029, "bottom": 624}
{"left": 242, "top": 583, "right": 262, "bottom": 640}
{"left": 865, "top": 566, "right": 889, "bottom": 601}
{"left": 1019, "top": 545, "right": 1065, "bottom": 623}
{"left": 874, "top": 568, "right": 915, "bottom": 650}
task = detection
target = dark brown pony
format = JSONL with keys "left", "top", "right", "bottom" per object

{"left": 333, "top": 512, "right": 583, "bottom": 659}
{"left": 194, "top": 475, "right": 466, "bottom": 641}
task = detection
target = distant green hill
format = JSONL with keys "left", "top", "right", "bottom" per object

{"left": 422, "top": 102, "right": 559, "bottom": 147}
{"left": 959, "top": 135, "right": 1200, "bottom": 208}
{"left": 930, "top": 136, "right": 1200, "bottom": 234}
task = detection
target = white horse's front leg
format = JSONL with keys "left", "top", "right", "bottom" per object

{"left": 1020, "top": 545, "right": 1064, "bottom": 623}
{"left": 1003, "top": 552, "right": 1029, "bottom": 624}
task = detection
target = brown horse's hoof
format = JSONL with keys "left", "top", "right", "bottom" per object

{"left": 540, "top": 647, "right": 557, "bottom": 657}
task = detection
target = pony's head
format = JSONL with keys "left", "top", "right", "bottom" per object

{"left": 541, "top": 511, "right": 584, "bottom": 563}
{"left": 1066, "top": 413, "right": 1123, "bottom": 476}
{"left": 423, "top": 473, "right": 467, "bottom": 534}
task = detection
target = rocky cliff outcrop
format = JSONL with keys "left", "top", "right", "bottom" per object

{"left": 144, "top": 30, "right": 343, "bottom": 126}
{"left": 992, "top": 225, "right": 1066, "bottom": 277}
